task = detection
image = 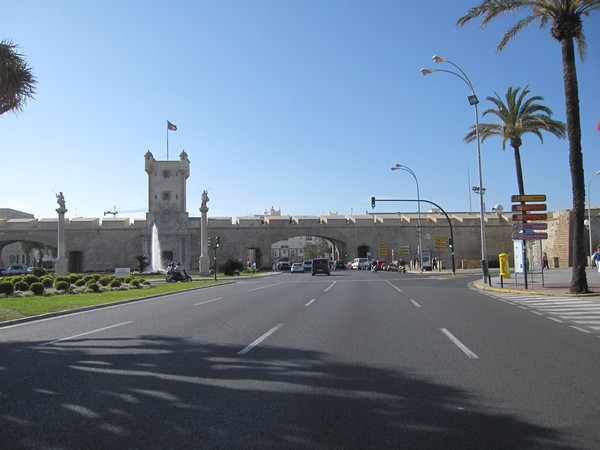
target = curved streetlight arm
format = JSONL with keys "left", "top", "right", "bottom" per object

{"left": 420, "top": 68, "right": 473, "bottom": 94}
{"left": 391, "top": 164, "right": 423, "bottom": 272}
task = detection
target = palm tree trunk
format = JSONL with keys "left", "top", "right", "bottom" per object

{"left": 512, "top": 145, "right": 525, "bottom": 196}
{"left": 561, "top": 38, "right": 588, "bottom": 294}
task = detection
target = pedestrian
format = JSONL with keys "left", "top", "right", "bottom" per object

{"left": 542, "top": 252, "right": 549, "bottom": 270}
{"left": 592, "top": 247, "right": 600, "bottom": 273}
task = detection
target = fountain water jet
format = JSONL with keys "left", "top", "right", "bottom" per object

{"left": 151, "top": 223, "right": 163, "bottom": 272}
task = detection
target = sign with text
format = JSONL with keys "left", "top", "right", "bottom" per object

{"left": 511, "top": 203, "right": 547, "bottom": 212}
{"left": 512, "top": 232, "right": 548, "bottom": 240}
{"left": 512, "top": 213, "right": 548, "bottom": 221}
{"left": 512, "top": 222, "right": 548, "bottom": 231}
{"left": 511, "top": 194, "right": 546, "bottom": 202}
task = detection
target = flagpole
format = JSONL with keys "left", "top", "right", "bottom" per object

{"left": 166, "top": 121, "right": 169, "bottom": 161}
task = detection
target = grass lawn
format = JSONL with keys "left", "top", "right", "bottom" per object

{"left": 0, "top": 280, "right": 227, "bottom": 324}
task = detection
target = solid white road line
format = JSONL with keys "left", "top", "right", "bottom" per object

{"left": 440, "top": 328, "right": 479, "bottom": 359}
{"left": 248, "top": 282, "right": 284, "bottom": 292}
{"left": 40, "top": 321, "right": 134, "bottom": 346}
{"left": 237, "top": 324, "right": 284, "bottom": 355}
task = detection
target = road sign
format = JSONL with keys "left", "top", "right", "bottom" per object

{"left": 512, "top": 213, "right": 548, "bottom": 221}
{"left": 398, "top": 246, "right": 410, "bottom": 255}
{"left": 434, "top": 236, "right": 448, "bottom": 248}
{"left": 511, "top": 203, "right": 547, "bottom": 212}
{"left": 379, "top": 243, "right": 389, "bottom": 256}
{"left": 511, "top": 194, "right": 546, "bottom": 202}
{"left": 512, "top": 222, "right": 548, "bottom": 231}
{"left": 512, "top": 232, "right": 548, "bottom": 240}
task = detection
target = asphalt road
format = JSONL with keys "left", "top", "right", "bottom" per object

{"left": 1, "top": 270, "right": 598, "bottom": 449}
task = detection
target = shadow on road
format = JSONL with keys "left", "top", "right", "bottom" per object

{"left": 0, "top": 336, "right": 577, "bottom": 449}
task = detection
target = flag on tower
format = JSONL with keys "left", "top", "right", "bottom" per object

{"left": 167, "top": 121, "right": 177, "bottom": 131}
{"left": 597, "top": 120, "right": 600, "bottom": 131}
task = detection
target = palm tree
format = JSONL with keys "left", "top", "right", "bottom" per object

{"left": 464, "top": 85, "right": 566, "bottom": 197}
{"left": 0, "top": 39, "right": 36, "bottom": 116}
{"left": 457, "top": 0, "right": 600, "bottom": 294}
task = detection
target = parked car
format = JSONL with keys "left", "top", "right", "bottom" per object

{"left": 291, "top": 262, "right": 304, "bottom": 273}
{"left": 351, "top": 258, "right": 369, "bottom": 270}
{"left": 278, "top": 261, "right": 291, "bottom": 271}
{"left": 311, "top": 258, "right": 330, "bottom": 276}
{"left": 4, "top": 265, "right": 27, "bottom": 275}
{"left": 333, "top": 260, "right": 346, "bottom": 270}
{"left": 302, "top": 260, "right": 312, "bottom": 272}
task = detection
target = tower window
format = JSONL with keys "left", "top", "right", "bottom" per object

{"left": 163, "top": 170, "right": 170, "bottom": 178}
{"left": 162, "top": 192, "right": 171, "bottom": 201}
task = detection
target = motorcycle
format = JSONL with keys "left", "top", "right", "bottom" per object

{"left": 166, "top": 268, "right": 192, "bottom": 282}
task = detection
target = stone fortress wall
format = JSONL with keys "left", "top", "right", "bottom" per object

{"left": 0, "top": 208, "right": 591, "bottom": 273}
{"left": 1, "top": 149, "right": 593, "bottom": 273}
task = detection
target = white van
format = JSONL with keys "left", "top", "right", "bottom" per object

{"left": 351, "top": 258, "right": 369, "bottom": 270}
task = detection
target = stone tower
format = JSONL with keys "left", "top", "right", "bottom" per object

{"left": 144, "top": 150, "right": 192, "bottom": 271}
{"left": 144, "top": 150, "right": 190, "bottom": 223}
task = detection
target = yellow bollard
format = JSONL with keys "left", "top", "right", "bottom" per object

{"left": 498, "top": 253, "right": 510, "bottom": 287}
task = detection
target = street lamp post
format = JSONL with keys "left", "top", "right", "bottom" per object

{"left": 420, "top": 55, "right": 488, "bottom": 282}
{"left": 586, "top": 170, "right": 600, "bottom": 266}
{"left": 391, "top": 164, "right": 423, "bottom": 271}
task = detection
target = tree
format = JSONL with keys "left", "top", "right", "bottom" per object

{"left": 464, "top": 85, "right": 566, "bottom": 196}
{"left": 0, "top": 39, "right": 36, "bottom": 115}
{"left": 457, "top": 0, "right": 600, "bottom": 294}
{"left": 133, "top": 255, "right": 149, "bottom": 273}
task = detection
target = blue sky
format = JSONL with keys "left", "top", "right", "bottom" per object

{"left": 2, "top": 1, "right": 599, "bottom": 220}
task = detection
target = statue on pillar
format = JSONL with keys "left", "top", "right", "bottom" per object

{"left": 200, "top": 190, "right": 209, "bottom": 212}
{"left": 55, "top": 191, "right": 67, "bottom": 213}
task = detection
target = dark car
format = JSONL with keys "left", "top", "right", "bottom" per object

{"left": 311, "top": 258, "right": 330, "bottom": 276}
{"left": 333, "top": 260, "right": 346, "bottom": 270}
{"left": 278, "top": 261, "right": 291, "bottom": 271}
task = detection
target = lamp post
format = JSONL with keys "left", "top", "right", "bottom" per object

{"left": 420, "top": 55, "right": 488, "bottom": 282}
{"left": 391, "top": 164, "right": 423, "bottom": 271}
{"left": 586, "top": 170, "right": 600, "bottom": 266}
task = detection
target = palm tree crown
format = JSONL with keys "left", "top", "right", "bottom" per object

{"left": 0, "top": 39, "right": 37, "bottom": 116}
{"left": 464, "top": 86, "right": 566, "bottom": 195}
{"left": 457, "top": 0, "right": 599, "bottom": 294}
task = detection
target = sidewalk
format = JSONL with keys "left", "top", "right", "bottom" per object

{"left": 472, "top": 267, "right": 600, "bottom": 296}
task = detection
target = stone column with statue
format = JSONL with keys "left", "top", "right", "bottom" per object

{"left": 55, "top": 192, "right": 68, "bottom": 276}
{"left": 198, "top": 190, "right": 211, "bottom": 275}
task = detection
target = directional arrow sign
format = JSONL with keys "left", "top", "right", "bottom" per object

{"left": 512, "top": 213, "right": 548, "bottom": 221}
{"left": 512, "top": 222, "right": 548, "bottom": 231}
{"left": 511, "top": 194, "right": 546, "bottom": 202}
{"left": 511, "top": 203, "right": 547, "bottom": 212}
{"left": 512, "top": 232, "right": 548, "bottom": 240}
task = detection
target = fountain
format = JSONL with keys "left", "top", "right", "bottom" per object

{"left": 151, "top": 223, "right": 163, "bottom": 272}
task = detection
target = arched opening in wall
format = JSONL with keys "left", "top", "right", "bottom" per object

{"left": 68, "top": 251, "right": 83, "bottom": 273}
{"left": 245, "top": 247, "right": 262, "bottom": 270}
{"left": 357, "top": 245, "right": 370, "bottom": 258}
{"left": 0, "top": 240, "right": 57, "bottom": 270}
{"left": 162, "top": 251, "right": 174, "bottom": 267}
{"left": 271, "top": 236, "right": 340, "bottom": 268}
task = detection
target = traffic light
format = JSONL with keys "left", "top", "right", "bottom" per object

{"left": 448, "top": 238, "right": 453, "bottom": 250}
{"left": 371, "top": 197, "right": 376, "bottom": 209}
{"left": 215, "top": 236, "right": 221, "bottom": 248}
{"left": 208, "top": 236, "right": 212, "bottom": 248}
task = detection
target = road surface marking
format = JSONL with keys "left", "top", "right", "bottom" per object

{"left": 440, "top": 328, "right": 478, "bottom": 359}
{"left": 305, "top": 299, "right": 317, "bottom": 307}
{"left": 238, "top": 324, "right": 284, "bottom": 355}
{"left": 248, "top": 282, "right": 284, "bottom": 292}
{"left": 324, "top": 281, "right": 336, "bottom": 292}
{"left": 385, "top": 280, "right": 402, "bottom": 292}
{"left": 410, "top": 299, "right": 421, "bottom": 308}
{"left": 193, "top": 297, "right": 222, "bottom": 306}
{"left": 40, "top": 321, "right": 134, "bottom": 346}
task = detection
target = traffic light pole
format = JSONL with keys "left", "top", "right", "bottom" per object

{"left": 371, "top": 198, "right": 455, "bottom": 275}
